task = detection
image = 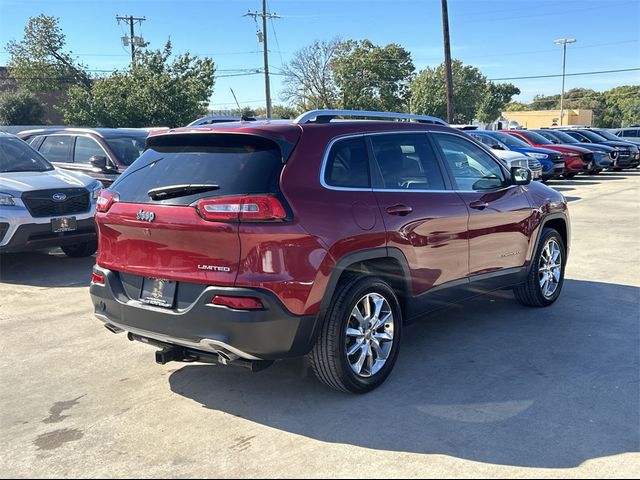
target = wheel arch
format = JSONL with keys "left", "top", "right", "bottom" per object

{"left": 317, "top": 248, "right": 412, "bottom": 324}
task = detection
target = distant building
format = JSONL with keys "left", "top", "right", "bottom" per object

{"left": 0, "top": 66, "right": 66, "bottom": 124}
{"left": 501, "top": 109, "right": 593, "bottom": 129}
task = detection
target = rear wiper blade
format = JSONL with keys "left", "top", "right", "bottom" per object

{"left": 148, "top": 183, "right": 220, "bottom": 200}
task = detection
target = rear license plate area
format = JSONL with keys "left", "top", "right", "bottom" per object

{"left": 140, "top": 277, "right": 176, "bottom": 308}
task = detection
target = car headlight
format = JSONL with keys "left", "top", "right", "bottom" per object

{"left": 526, "top": 152, "right": 549, "bottom": 160}
{"left": 0, "top": 192, "right": 16, "bottom": 206}
{"left": 90, "top": 181, "right": 104, "bottom": 200}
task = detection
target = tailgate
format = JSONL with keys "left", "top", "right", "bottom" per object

{"left": 97, "top": 202, "right": 239, "bottom": 285}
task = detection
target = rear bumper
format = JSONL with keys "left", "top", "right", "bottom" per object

{"left": 90, "top": 266, "right": 319, "bottom": 361}
{"left": 0, "top": 218, "right": 96, "bottom": 253}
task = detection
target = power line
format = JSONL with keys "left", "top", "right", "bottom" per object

{"left": 490, "top": 67, "right": 640, "bottom": 81}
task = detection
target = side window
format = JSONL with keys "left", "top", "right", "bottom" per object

{"left": 433, "top": 133, "right": 508, "bottom": 191}
{"left": 38, "top": 135, "right": 74, "bottom": 163}
{"left": 74, "top": 136, "right": 105, "bottom": 164}
{"left": 623, "top": 129, "right": 638, "bottom": 137}
{"left": 324, "top": 137, "right": 370, "bottom": 188}
{"left": 471, "top": 134, "right": 497, "bottom": 148}
{"left": 370, "top": 133, "right": 445, "bottom": 190}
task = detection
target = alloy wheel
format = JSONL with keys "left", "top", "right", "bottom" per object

{"left": 538, "top": 238, "right": 562, "bottom": 299}
{"left": 345, "top": 293, "right": 395, "bottom": 378}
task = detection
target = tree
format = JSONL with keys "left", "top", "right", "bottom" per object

{"left": 476, "top": 83, "right": 520, "bottom": 123}
{"left": 0, "top": 90, "right": 45, "bottom": 124}
{"left": 600, "top": 86, "right": 640, "bottom": 127}
{"left": 271, "top": 104, "right": 299, "bottom": 119}
{"left": 62, "top": 41, "right": 215, "bottom": 127}
{"left": 504, "top": 101, "right": 529, "bottom": 112}
{"left": 410, "top": 60, "right": 487, "bottom": 123}
{"left": 280, "top": 39, "right": 340, "bottom": 111}
{"left": 332, "top": 39, "right": 414, "bottom": 111}
{"left": 6, "top": 15, "right": 90, "bottom": 93}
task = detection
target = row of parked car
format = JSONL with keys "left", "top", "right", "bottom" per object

{"left": 463, "top": 127, "right": 640, "bottom": 181}
{"left": 1, "top": 120, "right": 639, "bottom": 259}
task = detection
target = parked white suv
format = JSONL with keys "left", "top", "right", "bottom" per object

{"left": 0, "top": 132, "right": 101, "bottom": 256}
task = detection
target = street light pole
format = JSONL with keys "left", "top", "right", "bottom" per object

{"left": 554, "top": 38, "right": 576, "bottom": 126}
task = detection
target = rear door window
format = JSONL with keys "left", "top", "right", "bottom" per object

{"left": 370, "top": 133, "right": 446, "bottom": 190}
{"left": 39, "top": 135, "right": 74, "bottom": 163}
{"left": 323, "top": 136, "right": 370, "bottom": 188}
{"left": 111, "top": 134, "right": 284, "bottom": 206}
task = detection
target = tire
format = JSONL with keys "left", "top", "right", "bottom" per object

{"left": 514, "top": 228, "right": 566, "bottom": 308}
{"left": 61, "top": 240, "right": 98, "bottom": 258}
{"left": 309, "top": 275, "right": 403, "bottom": 394}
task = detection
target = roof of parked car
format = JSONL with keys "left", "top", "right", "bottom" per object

{"left": 17, "top": 127, "right": 151, "bottom": 139}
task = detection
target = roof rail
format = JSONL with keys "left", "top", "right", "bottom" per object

{"left": 293, "top": 109, "right": 448, "bottom": 126}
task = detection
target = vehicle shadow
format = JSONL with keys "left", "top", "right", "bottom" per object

{"left": 0, "top": 249, "right": 94, "bottom": 287}
{"left": 564, "top": 196, "right": 581, "bottom": 202}
{"left": 169, "top": 279, "right": 639, "bottom": 468}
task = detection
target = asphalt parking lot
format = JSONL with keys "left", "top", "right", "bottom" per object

{"left": 1, "top": 172, "right": 638, "bottom": 478}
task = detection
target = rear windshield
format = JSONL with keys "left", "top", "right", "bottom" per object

{"left": 110, "top": 134, "right": 283, "bottom": 205}
{"left": 0, "top": 136, "right": 53, "bottom": 173}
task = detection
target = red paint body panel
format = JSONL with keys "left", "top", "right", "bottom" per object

{"left": 373, "top": 190, "right": 469, "bottom": 294}
{"left": 456, "top": 186, "right": 534, "bottom": 275}
{"left": 96, "top": 202, "right": 239, "bottom": 285}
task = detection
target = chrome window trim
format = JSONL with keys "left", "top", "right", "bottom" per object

{"left": 319, "top": 130, "right": 513, "bottom": 194}
{"left": 319, "top": 134, "right": 373, "bottom": 191}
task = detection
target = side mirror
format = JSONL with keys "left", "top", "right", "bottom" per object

{"left": 511, "top": 166, "right": 532, "bottom": 185}
{"left": 90, "top": 155, "right": 108, "bottom": 170}
{"left": 492, "top": 144, "right": 504, "bottom": 150}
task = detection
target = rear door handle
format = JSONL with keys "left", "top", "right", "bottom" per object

{"left": 386, "top": 204, "right": 413, "bottom": 216}
{"left": 469, "top": 200, "right": 489, "bottom": 210}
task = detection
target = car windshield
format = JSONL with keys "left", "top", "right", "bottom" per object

{"left": 592, "top": 129, "right": 620, "bottom": 141}
{"left": 576, "top": 130, "right": 608, "bottom": 143}
{"left": 543, "top": 130, "right": 579, "bottom": 144}
{"left": 0, "top": 136, "right": 53, "bottom": 173}
{"left": 489, "top": 132, "right": 530, "bottom": 148}
{"left": 519, "top": 131, "right": 554, "bottom": 145}
{"left": 104, "top": 134, "right": 148, "bottom": 166}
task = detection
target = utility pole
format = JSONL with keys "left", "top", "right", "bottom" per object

{"left": 554, "top": 38, "right": 576, "bottom": 126}
{"left": 441, "top": 0, "right": 455, "bottom": 123}
{"left": 116, "top": 15, "right": 146, "bottom": 64}
{"left": 245, "top": 1, "right": 280, "bottom": 118}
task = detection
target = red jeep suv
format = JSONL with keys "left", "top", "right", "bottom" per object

{"left": 90, "top": 110, "right": 570, "bottom": 393}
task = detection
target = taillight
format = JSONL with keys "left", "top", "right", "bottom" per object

{"left": 96, "top": 190, "right": 119, "bottom": 213}
{"left": 91, "top": 272, "right": 105, "bottom": 285}
{"left": 196, "top": 195, "right": 286, "bottom": 222}
{"left": 211, "top": 295, "right": 264, "bottom": 310}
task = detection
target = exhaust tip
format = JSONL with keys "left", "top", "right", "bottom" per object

{"left": 104, "top": 323, "right": 124, "bottom": 334}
